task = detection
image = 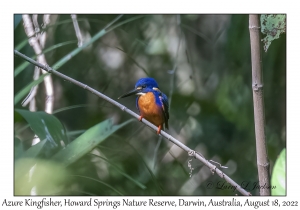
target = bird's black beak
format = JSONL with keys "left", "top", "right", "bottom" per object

{"left": 118, "top": 88, "right": 142, "bottom": 99}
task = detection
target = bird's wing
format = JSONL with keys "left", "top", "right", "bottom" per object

{"left": 135, "top": 96, "right": 140, "bottom": 113}
{"left": 159, "top": 93, "right": 169, "bottom": 129}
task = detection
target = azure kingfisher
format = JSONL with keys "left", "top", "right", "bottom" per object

{"left": 118, "top": 78, "right": 169, "bottom": 134}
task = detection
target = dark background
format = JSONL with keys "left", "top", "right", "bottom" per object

{"left": 14, "top": 14, "right": 286, "bottom": 195}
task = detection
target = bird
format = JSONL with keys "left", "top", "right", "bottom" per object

{"left": 118, "top": 78, "right": 169, "bottom": 134}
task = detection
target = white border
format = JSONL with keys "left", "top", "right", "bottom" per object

{"left": 2, "top": 1, "right": 298, "bottom": 209}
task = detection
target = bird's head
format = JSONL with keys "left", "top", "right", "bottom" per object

{"left": 118, "top": 78, "right": 160, "bottom": 99}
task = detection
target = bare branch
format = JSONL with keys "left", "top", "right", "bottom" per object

{"left": 22, "top": 14, "right": 54, "bottom": 114}
{"left": 71, "top": 14, "right": 83, "bottom": 47}
{"left": 39, "top": 15, "right": 54, "bottom": 114}
{"left": 14, "top": 50, "right": 251, "bottom": 196}
{"left": 22, "top": 15, "right": 40, "bottom": 110}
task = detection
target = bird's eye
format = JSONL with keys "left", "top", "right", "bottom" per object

{"left": 142, "top": 85, "right": 146, "bottom": 88}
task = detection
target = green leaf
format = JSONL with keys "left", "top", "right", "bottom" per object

{"left": 22, "top": 140, "right": 47, "bottom": 159}
{"left": 15, "top": 109, "right": 68, "bottom": 153}
{"left": 52, "top": 119, "right": 133, "bottom": 167}
{"left": 14, "top": 73, "right": 49, "bottom": 105}
{"left": 14, "top": 137, "right": 24, "bottom": 160}
{"left": 271, "top": 148, "right": 286, "bottom": 195}
{"left": 53, "top": 104, "right": 90, "bottom": 114}
{"left": 15, "top": 104, "right": 89, "bottom": 135}
{"left": 260, "top": 14, "right": 286, "bottom": 52}
{"left": 14, "top": 62, "right": 30, "bottom": 77}
{"left": 15, "top": 39, "right": 28, "bottom": 51}
{"left": 14, "top": 40, "right": 77, "bottom": 77}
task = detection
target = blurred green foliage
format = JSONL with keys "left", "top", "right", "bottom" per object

{"left": 15, "top": 158, "right": 69, "bottom": 195}
{"left": 14, "top": 14, "right": 286, "bottom": 195}
{"left": 52, "top": 118, "right": 134, "bottom": 167}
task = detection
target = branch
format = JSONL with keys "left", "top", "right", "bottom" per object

{"left": 249, "top": 15, "right": 270, "bottom": 196}
{"left": 71, "top": 14, "right": 83, "bottom": 47}
{"left": 22, "top": 15, "right": 40, "bottom": 111}
{"left": 14, "top": 50, "right": 251, "bottom": 196}
{"left": 22, "top": 14, "right": 54, "bottom": 114}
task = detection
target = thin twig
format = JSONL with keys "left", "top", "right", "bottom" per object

{"left": 71, "top": 14, "right": 83, "bottom": 47}
{"left": 14, "top": 50, "right": 251, "bottom": 196}
{"left": 209, "top": 159, "right": 228, "bottom": 169}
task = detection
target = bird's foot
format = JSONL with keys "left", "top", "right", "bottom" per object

{"left": 157, "top": 125, "right": 162, "bottom": 134}
{"left": 138, "top": 116, "right": 143, "bottom": 121}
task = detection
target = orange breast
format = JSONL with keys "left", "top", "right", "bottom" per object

{"left": 138, "top": 92, "right": 164, "bottom": 126}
